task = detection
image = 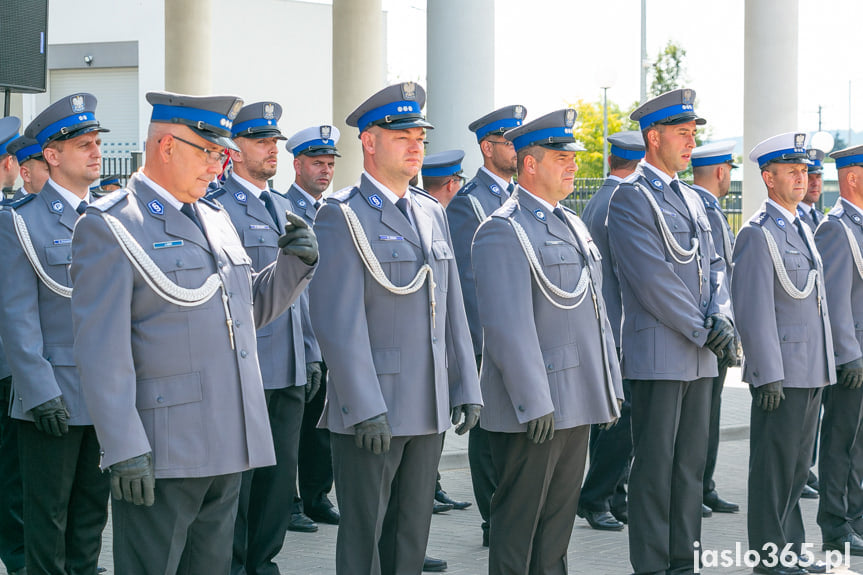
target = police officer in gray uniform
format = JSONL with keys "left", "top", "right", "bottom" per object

{"left": 284, "top": 124, "right": 341, "bottom": 527}
{"left": 798, "top": 148, "right": 826, "bottom": 232}
{"left": 814, "top": 144, "right": 863, "bottom": 556}
{"left": 445, "top": 104, "right": 525, "bottom": 545}
{"left": 7, "top": 135, "right": 49, "bottom": 200}
{"left": 70, "top": 92, "right": 318, "bottom": 575}
{"left": 205, "top": 100, "right": 318, "bottom": 573}
{"left": 734, "top": 132, "right": 835, "bottom": 575}
{"left": 607, "top": 88, "right": 734, "bottom": 575}
{"left": 472, "top": 108, "right": 623, "bottom": 575}
{"left": 309, "top": 82, "right": 481, "bottom": 575}
{"left": 690, "top": 141, "right": 741, "bottom": 516}
{"left": 0, "top": 93, "right": 111, "bottom": 575}
{"left": 578, "top": 129, "right": 644, "bottom": 531}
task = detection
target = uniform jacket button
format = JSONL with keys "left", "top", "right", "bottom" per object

{"left": 392, "top": 251, "right": 399, "bottom": 258}
{"left": 518, "top": 405, "right": 525, "bottom": 412}
{"left": 176, "top": 260, "right": 184, "bottom": 267}
{"left": 342, "top": 406, "right": 349, "bottom": 414}
{"left": 546, "top": 363, "right": 554, "bottom": 371}
{"left": 693, "top": 330, "right": 701, "bottom": 338}
{"left": 240, "top": 350, "right": 248, "bottom": 358}
{"left": 156, "top": 396, "right": 165, "bottom": 404}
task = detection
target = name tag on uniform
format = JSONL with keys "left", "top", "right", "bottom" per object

{"left": 785, "top": 249, "right": 801, "bottom": 255}
{"left": 545, "top": 240, "right": 565, "bottom": 245}
{"left": 378, "top": 235, "right": 404, "bottom": 241}
{"left": 661, "top": 209, "right": 677, "bottom": 217}
{"left": 53, "top": 239, "right": 72, "bottom": 245}
{"left": 249, "top": 224, "right": 271, "bottom": 230}
{"left": 153, "top": 240, "right": 184, "bottom": 249}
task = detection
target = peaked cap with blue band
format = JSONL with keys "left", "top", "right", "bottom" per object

{"left": 749, "top": 132, "right": 810, "bottom": 169}
{"left": 286, "top": 125, "right": 341, "bottom": 157}
{"left": 0, "top": 117, "right": 21, "bottom": 157}
{"left": 422, "top": 149, "right": 464, "bottom": 178}
{"left": 631, "top": 88, "right": 706, "bottom": 131}
{"left": 146, "top": 91, "right": 243, "bottom": 152}
{"left": 346, "top": 82, "right": 434, "bottom": 132}
{"left": 504, "top": 108, "right": 585, "bottom": 153}
{"left": 469, "top": 105, "right": 527, "bottom": 143}
{"left": 691, "top": 141, "right": 738, "bottom": 168}
{"left": 6, "top": 135, "right": 42, "bottom": 164}
{"left": 607, "top": 130, "right": 645, "bottom": 160}
{"left": 231, "top": 101, "right": 286, "bottom": 140}
{"left": 830, "top": 144, "right": 863, "bottom": 170}
{"left": 806, "top": 148, "right": 826, "bottom": 174}
{"left": 24, "top": 93, "right": 110, "bottom": 147}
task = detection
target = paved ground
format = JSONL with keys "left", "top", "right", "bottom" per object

{"left": 4, "top": 367, "right": 862, "bottom": 574}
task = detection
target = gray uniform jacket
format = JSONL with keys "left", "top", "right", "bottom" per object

{"left": 798, "top": 203, "right": 824, "bottom": 232}
{"left": 207, "top": 175, "right": 313, "bottom": 390}
{"left": 732, "top": 201, "right": 834, "bottom": 388}
{"left": 581, "top": 176, "right": 623, "bottom": 346}
{"left": 309, "top": 174, "right": 481, "bottom": 436}
{"left": 815, "top": 198, "right": 863, "bottom": 366}
{"left": 0, "top": 183, "right": 91, "bottom": 424}
{"left": 607, "top": 163, "right": 731, "bottom": 381}
{"left": 70, "top": 173, "right": 315, "bottom": 477}
{"left": 472, "top": 188, "right": 623, "bottom": 432}
{"left": 446, "top": 168, "right": 511, "bottom": 355}
{"left": 283, "top": 183, "right": 322, "bottom": 365}
{"left": 693, "top": 186, "right": 735, "bottom": 277}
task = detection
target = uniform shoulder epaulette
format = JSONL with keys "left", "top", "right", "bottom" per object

{"left": 621, "top": 171, "right": 640, "bottom": 185}
{"left": 198, "top": 196, "right": 222, "bottom": 211}
{"left": 491, "top": 198, "right": 518, "bottom": 219}
{"left": 205, "top": 187, "right": 227, "bottom": 201}
{"left": 411, "top": 187, "right": 439, "bottom": 203}
{"left": 9, "top": 193, "right": 37, "bottom": 210}
{"left": 329, "top": 185, "right": 359, "bottom": 203}
{"left": 89, "top": 189, "right": 129, "bottom": 212}
{"left": 752, "top": 211, "right": 769, "bottom": 227}
{"left": 457, "top": 180, "right": 477, "bottom": 196}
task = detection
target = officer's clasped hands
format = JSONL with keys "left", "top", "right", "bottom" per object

{"left": 704, "top": 314, "right": 735, "bottom": 359}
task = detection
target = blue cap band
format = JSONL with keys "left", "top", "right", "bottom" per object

{"left": 610, "top": 144, "right": 645, "bottom": 161}
{"left": 291, "top": 139, "right": 337, "bottom": 156}
{"left": 232, "top": 117, "right": 279, "bottom": 137}
{"left": 511, "top": 127, "right": 574, "bottom": 152}
{"left": 101, "top": 177, "right": 121, "bottom": 187}
{"left": 809, "top": 159, "right": 822, "bottom": 168}
{"left": 422, "top": 163, "right": 462, "bottom": 177}
{"left": 836, "top": 154, "right": 863, "bottom": 168}
{"left": 691, "top": 153, "right": 733, "bottom": 167}
{"left": 150, "top": 104, "right": 233, "bottom": 135}
{"left": 638, "top": 103, "right": 696, "bottom": 130}
{"left": 757, "top": 147, "right": 807, "bottom": 167}
{"left": 36, "top": 112, "right": 97, "bottom": 146}
{"left": 357, "top": 100, "right": 422, "bottom": 132}
{"left": 13, "top": 141, "right": 41, "bottom": 163}
{"left": 475, "top": 118, "right": 523, "bottom": 142}
{"left": 89, "top": 184, "right": 101, "bottom": 191}
{"left": 0, "top": 133, "right": 19, "bottom": 156}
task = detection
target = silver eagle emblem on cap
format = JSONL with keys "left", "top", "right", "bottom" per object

{"left": 794, "top": 133, "right": 806, "bottom": 151}
{"left": 514, "top": 105, "right": 525, "bottom": 120}
{"left": 71, "top": 95, "right": 85, "bottom": 113}
{"left": 682, "top": 89, "right": 694, "bottom": 105}
{"left": 320, "top": 125, "right": 332, "bottom": 142}
{"left": 263, "top": 103, "right": 275, "bottom": 120}
{"left": 228, "top": 100, "right": 244, "bottom": 121}
{"left": 401, "top": 82, "right": 417, "bottom": 101}
{"left": 565, "top": 108, "right": 576, "bottom": 127}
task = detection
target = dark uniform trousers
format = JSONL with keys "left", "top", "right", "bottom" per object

{"left": 297, "top": 363, "right": 334, "bottom": 510}
{"left": 488, "top": 426, "right": 589, "bottom": 575}
{"left": 703, "top": 365, "right": 728, "bottom": 497}
{"left": 331, "top": 433, "right": 442, "bottom": 575}
{"left": 18, "top": 422, "right": 109, "bottom": 575}
{"left": 233, "top": 385, "right": 305, "bottom": 575}
{"left": 0, "top": 376, "right": 24, "bottom": 573}
{"left": 114, "top": 473, "right": 242, "bottom": 575}
{"left": 468, "top": 354, "right": 496, "bottom": 536}
{"left": 818, "top": 384, "right": 863, "bottom": 540}
{"left": 580, "top": 378, "right": 632, "bottom": 514}
{"left": 628, "top": 378, "right": 711, "bottom": 575}
{"left": 749, "top": 387, "right": 822, "bottom": 558}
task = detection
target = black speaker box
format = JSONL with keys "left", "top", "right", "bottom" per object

{"left": 0, "top": 0, "right": 48, "bottom": 93}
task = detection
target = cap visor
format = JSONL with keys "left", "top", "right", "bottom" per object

{"left": 236, "top": 129, "right": 287, "bottom": 140}
{"left": 379, "top": 118, "right": 435, "bottom": 130}
{"left": 302, "top": 147, "right": 341, "bottom": 158}
{"left": 661, "top": 113, "right": 706, "bottom": 126}
{"left": 539, "top": 141, "right": 586, "bottom": 152}
{"left": 190, "top": 126, "right": 239, "bottom": 152}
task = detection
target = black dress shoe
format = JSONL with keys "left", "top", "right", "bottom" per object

{"left": 800, "top": 559, "right": 827, "bottom": 573}
{"left": 433, "top": 501, "right": 454, "bottom": 514}
{"left": 287, "top": 511, "right": 318, "bottom": 533}
{"left": 823, "top": 531, "right": 863, "bottom": 555}
{"left": 752, "top": 564, "right": 808, "bottom": 575}
{"left": 423, "top": 556, "right": 448, "bottom": 572}
{"left": 807, "top": 469, "right": 820, "bottom": 491}
{"left": 435, "top": 489, "right": 472, "bottom": 510}
{"left": 800, "top": 484, "right": 818, "bottom": 499}
{"left": 306, "top": 505, "right": 340, "bottom": 525}
{"left": 702, "top": 503, "right": 713, "bottom": 517}
{"left": 577, "top": 509, "right": 624, "bottom": 531}
{"left": 611, "top": 507, "right": 628, "bottom": 524}
{"left": 704, "top": 492, "right": 740, "bottom": 513}
{"left": 98, "top": 569, "right": 107, "bottom": 574}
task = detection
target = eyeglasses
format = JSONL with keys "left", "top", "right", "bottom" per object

{"left": 450, "top": 175, "right": 466, "bottom": 187}
{"left": 487, "top": 139, "right": 514, "bottom": 149}
{"left": 170, "top": 135, "right": 228, "bottom": 164}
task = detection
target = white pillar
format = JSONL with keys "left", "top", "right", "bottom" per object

{"left": 426, "top": 0, "right": 494, "bottom": 174}
{"left": 332, "top": 0, "right": 384, "bottom": 190}
{"left": 164, "top": 0, "right": 212, "bottom": 95}
{"left": 742, "top": 0, "right": 798, "bottom": 220}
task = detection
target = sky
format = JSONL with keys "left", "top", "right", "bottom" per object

{"left": 378, "top": 0, "right": 863, "bottom": 148}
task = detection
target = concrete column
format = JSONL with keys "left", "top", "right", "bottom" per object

{"left": 164, "top": 0, "right": 212, "bottom": 95}
{"left": 332, "top": 0, "right": 384, "bottom": 190}
{"left": 742, "top": 0, "right": 798, "bottom": 220}
{"left": 426, "top": 0, "right": 494, "bottom": 174}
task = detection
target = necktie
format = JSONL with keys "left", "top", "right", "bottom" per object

{"left": 506, "top": 182, "right": 515, "bottom": 194}
{"left": 314, "top": 200, "right": 321, "bottom": 211}
{"left": 552, "top": 207, "right": 585, "bottom": 257}
{"left": 811, "top": 207, "right": 821, "bottom": 225}
{"left": 395, "top": 197, "right": 411, "bottom": 224}
{"left": 76, "top": 201, "right": 87, "bottom": 215}
{"left": 794, "top": 218, "right": 813, "bottom": 257}
{"left": 181, "top": 203, "right": 205, "bottom": 234}
{"left": 259, "top": 190, "right": 280, "bottom": 226}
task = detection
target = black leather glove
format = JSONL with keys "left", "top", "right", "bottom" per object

{"left": 718, "top": 338, "right": 740, "bottom": 370}
{"left": 305, "top": 361, "right": 323, "bottom": 403}
{"left": 755, "top": 380, "right": 785, "bottom": 412}
{"left": 31, "top": 395, "right": 70, "bottom": 437}
{"left": 278, "top": 211, "right": 318, "bottom": 265}
{"left": 837, "top": 357, "right": 863, "bottom": 390}
{"left": 600, "top": 398, "right": 625, "bottom": 430}
{"left": 704, "top": 314, "right": 735, "bottom": 358}
{"left": 451, "top": 404, "right": 481, "bottom": 435}
{"left": 526, "top": 412, "right": 555, "bottom": 444}
{"left": 354, "top": 413, "right": 392, "bottom": 454}
{"left": 110, "top": 452, "right": 155, "bottom": 507}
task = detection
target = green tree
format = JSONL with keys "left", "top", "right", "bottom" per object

{"left": 570, "top": 99, "right": 638, "bottom": 178}
{"left": 649, "top": 40, "right": 688, "bottom": 97}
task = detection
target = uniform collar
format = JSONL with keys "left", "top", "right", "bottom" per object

{"left": 517, "top": 184, "right": 559, "bottom": 213}
{"left": 767, "top": 198, "right": 797, "bottom": 223}
{"left": 605, "top": 174, "right": 623, "bottom": 183}
{"left": 641, "top": 160, "right": 678, "bottom": 188}
{"left": 47, "top": 177, "right": 89, "bottom": 209}
{"left": 233, "top": 173, "right": 269, "bottom": 199}
{"left": 137, "top": 171, "right": 183, "bottom": 211}
{"left": 479, "top": 166, "right": 513, "bottom": 191}
{"left": 291, "top": 183, "right": 319, "bottom": 206}
{"left": 362, "top": 170, "right": 412, "bottom": 207}
{"left": 841, "top": 197, "right": 863, "bottom": 219}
